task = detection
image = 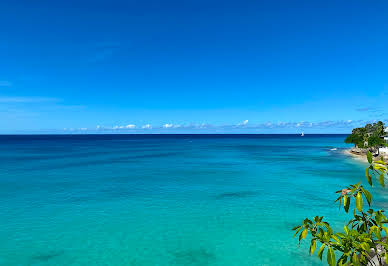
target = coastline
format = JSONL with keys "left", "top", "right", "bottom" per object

{"left": 343, "top": 148, "right": 388, "bottom": 163}
{"left": 343, "top": 149, "right": 368, "bottom": 163}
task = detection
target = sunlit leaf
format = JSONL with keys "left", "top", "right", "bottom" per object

{"left": 385, "top": 251, "right": 388, "bottom": 264}
{"left": 356, "top": 192, "right": 363, "bottom": 212}
{"left": 344, "top": 226, "right": 349, "bottom": 235}
{"left": 317, "top": 244, "right": 325, "bottom": 260}
{"left": 310, "top": 239, "right": 316, "bottom": 254}
{"left": 301, "top": 229, "right": 308, "bottom": 239}
{"left": 367, "top": 151, "right": 373, "bottom": 164}
{"left": 360, "top": 242, "right": 370, "bottom": 251}
{"left": 352, "top": 252, "right": 360, "bottom": 266}
{"left": 343, "top": 195, "right": 347, "bottom": 208}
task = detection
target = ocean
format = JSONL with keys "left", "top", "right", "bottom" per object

{"left": 0, "top": 134, "right": 386, "bottom": 265}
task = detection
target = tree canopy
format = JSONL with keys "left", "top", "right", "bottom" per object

{"left": 345, "top": 121, "right": 386, "bottom": 149}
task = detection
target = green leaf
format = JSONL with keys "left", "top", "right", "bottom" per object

{"left": 317, "top": 244, "right": 325, "bottom": 260}
{"left": 331, "top": 234, "right": 339, "bottom": 243}
{"left": 327, "top": 247, "right": 335, "bottom": 266}
{"left": 367, "top": 151, "right": 373, "bottom": 164}
{"left": 379, "top": 173, "right": 385, "bottom": 187}
{"left": 292, "top": 225, "right": 301, "bottom": 231}
{"left": 344, "top": 196, "right": 350, "bottom": 213}
{"left": 375, "top": 227, "right": 382, "bottom": 239}
{"left": 293, "top": 226, "right": 302, "bottom": 237}
{"left": 344, "top": 225, "right": 349, "bottom": 235}
{"left": 366, "top": 168, "right": 372, "bottom": 185}
{"left": 301, "top": 229, "right": 308, "bottom": 239}
{"left": 342, "top": 194, "right": 347, "bottom": 206}
{"left": 361, "top": 188, "right": 372, "bottom": 206}
{"left": 385, "top": 251, "right": 388, "bottom": 264}
{"left": 338, "top": 197, "right": 341, "bottom": 210}
{"left": 360, "top": 242, "right": 370, "bottom": 251}
{"left": 352, "top": 252, "right": 360, "bottom": 266}
{"left": 356, "top": 192, "right": 363, "bottom": 212}
{"left": 310, "top": 239, "right": 316, "bottom": 255}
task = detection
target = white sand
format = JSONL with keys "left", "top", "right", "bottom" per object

{"left": 343, "top": 149, "right": 368, "bottom": 163}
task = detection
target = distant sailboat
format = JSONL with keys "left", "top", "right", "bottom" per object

{"left": 301, "top": 132, "right": 304, "bottom": 137}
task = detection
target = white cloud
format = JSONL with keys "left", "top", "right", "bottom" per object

{"left": 236, "top": 120, "right": 249, "bottom": 127}
{"left": 67, "top": 119, "right": 368, "bottom": 133}
{"left": 163, "top": 123, "right": 173, "bottom": 128}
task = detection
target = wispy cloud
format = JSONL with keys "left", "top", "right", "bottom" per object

{"left": 356, "top": 107, "right": 371, "bottom": 112}
{"left": 355, "top": 106, "right": 382, "bottom": 113}
{"left": 64, "top": 119, "right": 386, "bottom": 134}
{"left": 355, "top": 106, "right": 387, "bottom": 119}
{"left": 0, "top": 96, "right": 60, "bottom": 103}
{"left": 142, "top": 124, "right": 152, "bottom": 129}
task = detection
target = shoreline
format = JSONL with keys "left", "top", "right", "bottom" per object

{"left": 343, "top": 149, "right": 368, "bottom": 163}
{"left": 343, "top": 148, "right": 388, "bottom": 163}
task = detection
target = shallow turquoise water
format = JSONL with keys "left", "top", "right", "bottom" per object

{"left": 0, "top": 134, "right": 386, "bottom": 265}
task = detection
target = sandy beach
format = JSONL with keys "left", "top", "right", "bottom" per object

{"left": 343, "top": 148, "right": 388, "bottom": 163}
{"left": 343, "top": 149, "right": 369, "bottom": 163}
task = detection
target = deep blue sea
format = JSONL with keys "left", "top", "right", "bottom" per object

{"left": 0, "top": 134, "right": 386, "bottom": 265}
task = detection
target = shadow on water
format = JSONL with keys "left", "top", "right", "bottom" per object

{"left": 21, "top": 152, "right": 183, "bottom": 171}
{"left": 172, "top": 248, "right": 216, "bottom": 266}
{"left": 31, "top": 250, "right": 64, "bottom": 262}
{"left": 214, "top": 191, "right": 259, "bottom": 199}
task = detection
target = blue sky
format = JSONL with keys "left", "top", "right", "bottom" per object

{"left": 0, "top": 0, "right": 387, "bottom": 133}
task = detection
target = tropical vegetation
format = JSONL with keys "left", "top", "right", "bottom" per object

{"left": 345, "top": 121, "right": 386, "bottom": 150}
{"left": 293, "top": 152, "right": 388, "bottom": 265}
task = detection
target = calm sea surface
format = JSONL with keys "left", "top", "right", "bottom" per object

{"left": 0, "top": 134, "right": 386, "bottom": 265}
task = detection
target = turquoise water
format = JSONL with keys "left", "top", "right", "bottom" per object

{"left": 0, "top": 134, "right": 386, "bottom": 265}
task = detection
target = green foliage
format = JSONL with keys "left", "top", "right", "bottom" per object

{"left": 293, "top": 151, "right": 388, "bottom": 265}
{"left": 344, "top": 121, "right": 386, "bottom": 149}
{"left": 345, "top": 134, "right": 365, "bottom": 148}
{"left": 368, "top": 134, "right": 386, "bottom": 148}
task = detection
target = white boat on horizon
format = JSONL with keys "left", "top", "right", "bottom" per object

{"left": 301, "top": 132, "right": 304, "bottom": 136}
